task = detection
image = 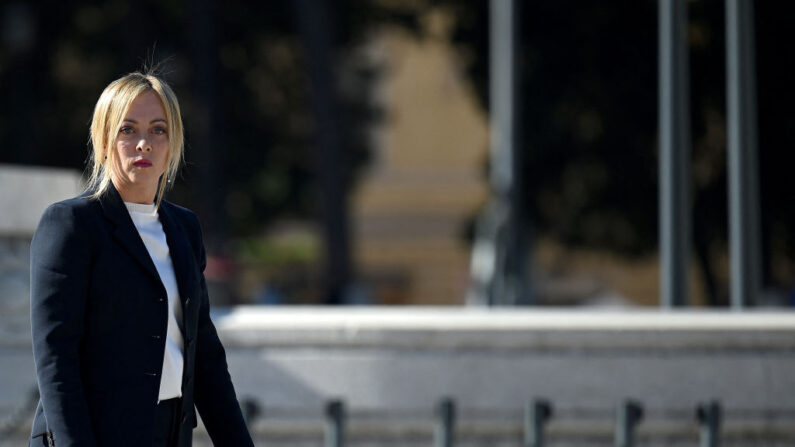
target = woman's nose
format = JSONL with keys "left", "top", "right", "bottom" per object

{"left": 136, "top": 138, "right": 152, "bottom": 152}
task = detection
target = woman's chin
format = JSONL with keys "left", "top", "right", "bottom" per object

{"left": 128, "top": 172, "right": 160, "bottom": 186}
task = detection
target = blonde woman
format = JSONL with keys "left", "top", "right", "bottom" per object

{"left": 29, "top": 72, "right": 254, "bottom": 447}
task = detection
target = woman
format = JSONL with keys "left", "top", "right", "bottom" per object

{"left": 29, "top": 72, "right": 255, "bottom": 447}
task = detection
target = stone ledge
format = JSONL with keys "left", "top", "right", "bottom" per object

{"left": 212, "top": 306, "right": 795, "bottom": 331}
{"left": 211, "top": 306, "right": 795, "bottom": 351}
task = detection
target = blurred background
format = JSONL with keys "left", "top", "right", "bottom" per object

{"left": 2, "top": 0, "right": 795, "bottom": 445}
{"left": 1, "top": 0, "right": 794, "bottom": 308}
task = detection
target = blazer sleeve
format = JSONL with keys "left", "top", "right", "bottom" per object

{"left": 190, "top": 214, "right": 255, "bottom": 446}
{"left": 30, "top": 203, "right": 97, "bottom": 446}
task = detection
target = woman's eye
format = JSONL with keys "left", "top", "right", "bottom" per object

{"left": 152, "top": 127, "right": 167, "bottom": 135}
{"left": 119, "top": 126, "right": 134, "bottom": 134}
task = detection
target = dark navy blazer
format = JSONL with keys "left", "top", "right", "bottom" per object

{"left": 29, "top": 185, "right": 254, "bottom": 446}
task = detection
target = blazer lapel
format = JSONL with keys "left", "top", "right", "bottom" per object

{"left": 99, "top": 184, "right": 162, "bottom": 286}
{"left": 157, "top": 202, "right": 197, "bottom": 307}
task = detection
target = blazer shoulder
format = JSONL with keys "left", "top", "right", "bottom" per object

{"left": 162, "top": 200, "right": 199, "bottom": 223}
{"left": 161, "top": 200, "right": 203, "bottom": 236}
{"left": 38, "top": 193, "right": 101, "bottom": 226}
{"left": 32, "top": 194, "right": 101, "bottom": 267}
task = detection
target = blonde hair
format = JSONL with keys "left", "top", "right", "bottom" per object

{"left": 86, "top": 72, "right": 184, "bottom": 209}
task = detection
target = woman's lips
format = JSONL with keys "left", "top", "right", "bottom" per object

{"left": 133, "top": 159, "right": 153, "bottom": 167}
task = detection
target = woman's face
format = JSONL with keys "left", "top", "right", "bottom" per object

{"left": 110, "top": 90, "right": 170, "bottom": 203}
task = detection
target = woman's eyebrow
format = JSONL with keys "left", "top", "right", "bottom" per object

{"left": 122, "top": 118, "right": 167, "bottom": 124}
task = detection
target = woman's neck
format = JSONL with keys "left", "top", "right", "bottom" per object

{"left": 112, "top": 178, "right": 156, "bottom": 204}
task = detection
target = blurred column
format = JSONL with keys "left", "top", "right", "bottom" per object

{"left": 489, "top": 0, "right": 516, "bottom": 198}
{"left": 469, "top": 0, "right": 530, "bottom": 306}
{"left": 295, "top": 0, "right": 353, "bottom": 305}
{"left": 726, "top": 0, "right": 761, "bottom": 308}
{"left": 189, "top": 0, "right": 226, "bottom": 251}
{"left": 658, "top": 0, "right": 691, "bottom": 307}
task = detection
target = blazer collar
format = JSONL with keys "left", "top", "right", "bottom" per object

{"left": 157, "top": 201, "right": 197, "bottom": 306}
{"left": 98, "top": 184, "right": 195, "bottom": 307}
{"left": 99, "top": 183, "right": 162, "bottom": 286}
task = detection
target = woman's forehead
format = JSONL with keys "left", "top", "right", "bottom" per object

{"left": 124, "top": 91, "right": 166, "bottom": 121}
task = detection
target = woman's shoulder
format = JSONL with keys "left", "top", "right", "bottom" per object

{"left": 160, "top": 200, "right": 202, "bottom": 232}
{"left": 41, "top": 192, "right": 100, "bottom": 221}
{"left": 39, "top": 191, "right": 105, "bottom": 228}
{"left": 161, "top": 200, "right": 198, "bottom": 221}
{"left": 33, "top": 193, "right": 102, "bottom": 252}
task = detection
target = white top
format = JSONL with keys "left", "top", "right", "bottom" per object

{"left": 124, "top": 201, "right": 184, "bottom": 401}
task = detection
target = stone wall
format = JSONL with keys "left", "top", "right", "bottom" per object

{"left": 3, "top": 307, "right": 794, "bottom": 445}
{"left": 213, "top": 307, "right": 795, "bottom": 445}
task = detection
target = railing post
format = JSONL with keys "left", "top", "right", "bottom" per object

{"left": 696, "top": 401, "right": 721, "bottom": 447}
{"left": 241, "top": 397, "right": 261, "bottom": 426}
{"left": 524, "top": 398, "right": 553, "bottom": 447}
{"left": 615, "top": 400, "right": 643, "bottom": 447}
{"left": 324, "top": 399, "right": 345, "bottom": 447}
{"left": 435, "top": 397, "right": 456, "bottom": 447}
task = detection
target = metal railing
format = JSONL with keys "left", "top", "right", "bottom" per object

{"left": 237, "top": 396, "right": 725, "bottom": 447}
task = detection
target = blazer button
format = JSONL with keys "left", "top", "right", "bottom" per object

{"left": 185, "top": 297, "right": 190, "bottom": 306}
{"left": 182, "top": 412, "right": 189, "bottom": 424}
{"left": 151, "top": 335, "right": 161, "bottom": 339}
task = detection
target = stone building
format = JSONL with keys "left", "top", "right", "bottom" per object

{"left": 352, "top": 12, "right": 489, "bottom": 305}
